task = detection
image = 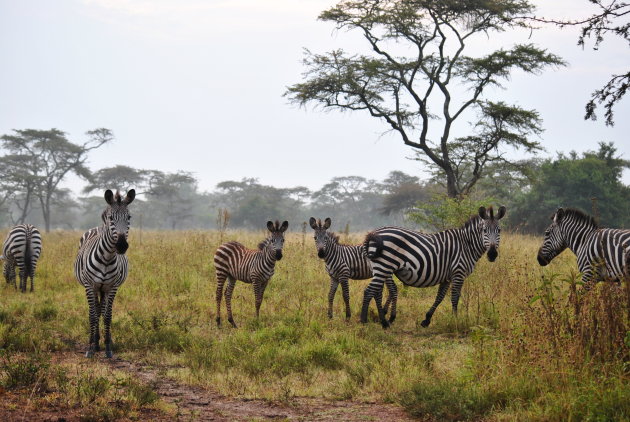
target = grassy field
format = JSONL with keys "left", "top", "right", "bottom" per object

{"left": 0, "top": 228, "right": 628, "bottom": 421}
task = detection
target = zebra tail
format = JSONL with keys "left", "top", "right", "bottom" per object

{"left": 24, "top": 234, "right": 33, "bottom": 279}
{"left": 363, "top": 232, "right": 383, "bottom": 259}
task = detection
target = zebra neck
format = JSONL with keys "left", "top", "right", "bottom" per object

{"left": 459, "top": 221, "right": 486, "bottom": 261}
{"left": 262, "top": 246, "right": 276, "bottom": 264}
{"left": 562, "top": 219, "right": 597, "bottom": 255}
{"left": 98, "top": 225, "right": 118, "bottom": 262}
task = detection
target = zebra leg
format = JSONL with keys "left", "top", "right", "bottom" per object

{"left": 215, "top": 273, "right": 227, "bottom": 326}
{"left": 94, "top": 292, "right": 104, "bottom": 352}
{"left": 340, "top": 278, "right": 351, "bottom": 320}
{"left": 421, "top": 281, "right": 450, "bottom": 328}
{"left": 385, "top": 277, "right": 398, "bottom": 324}
{"left": 19, "top": 268, "right": 26, "bottom": 293}
{"left": 85, "top": 288, "right": 99, "bottom": 358}
{"left": 225, "top": 278, "right": 237, "bottom": 328}
{"left": 360, "top": 277, "right": 389, "bottom": 328}
{"left": 450, "top": 278, "right": 465, "bottom": 317}
{"left": 30, "top": 274, "right": 35, "bottom": 292}
{"left": 5, "top": 262, "right": 16, "bottom": 288}
{"left": 253, "top": 279, "right": 264, "bottom": 319}
{"left": 327, "top": 277, "right": 339, "bottom": 319}
{"left": 103, "top": 291, "right": 117, "bottom": 358}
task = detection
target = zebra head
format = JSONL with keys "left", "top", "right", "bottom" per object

{"left": 537, "top": 208, "right": 568, "bottom": 266}
{"left": 104, "top": 189, "right": 136, "bottom": 254}
{"left": 309, "top": 217, "right": 332, "bottom": 259}
{"left": 478, "top": 205, "right": 506, "bottom": 262}
{"left": 265, "top": 220, "right": 289, "bottom": 260}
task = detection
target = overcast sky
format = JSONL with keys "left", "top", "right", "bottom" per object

{"left": 1, "top": 0, "right": 628, "bottom": 194}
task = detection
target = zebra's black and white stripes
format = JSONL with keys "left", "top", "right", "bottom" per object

{"left": 2, "top": 224, "right": 42, "bottom": 292}
{"left": 215, "top": 220, "right": 288, "bottom": 328}
{"left": 309, "top": 217, "right": 398, "bottom": 320}
{"left": 74, "top": 189, "right": 135, "bottom": 358}
{"left": 537, "top": 208, "right": 630, "bottom": 283}
{"left": 362, "top": 206, "right": 506, "bottom": 328}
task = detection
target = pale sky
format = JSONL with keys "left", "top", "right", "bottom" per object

{"left": 1, "top": 0, "right": 628, "bottom": 193}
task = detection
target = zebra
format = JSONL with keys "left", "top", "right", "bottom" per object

{"left": 537, "top": 207, "right": 630, "bottom": 284}
{"left": 309, "top": 217, "right": 398, "bottom": 321}
{"left": 362, "top": 206, "right": 506, "bottom": 328}
{"left": 75, "top": 189, "right": 135, "bottom": 358}
{"left": 2, "top": 224, "right": 42, "bottom": 292}
{"left": 215, "top": 220, "right": 288, "bottom": 328}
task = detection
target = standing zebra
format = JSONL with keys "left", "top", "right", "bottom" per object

{"left": 537, "top": 208, "right": 630, "bottom": 284}
{"left": 309, "top": 217, "right": 398, "bottom": 321}
{"left": 2, "top": 224, "right": 42, "bottom": 292}
{"left": 362, "top": 206, "right": 506, "bottom": 328}
{"left": 75, "top": 189, "right": 135, "bottom": 358}
{"left": 215, "top": 220, "right": 288, "bottom": 328}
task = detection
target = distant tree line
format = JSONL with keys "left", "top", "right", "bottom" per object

{"left": 1, "top": 129, "right": 628, "bottom": 232}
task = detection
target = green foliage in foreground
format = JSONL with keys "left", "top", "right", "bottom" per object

{"left": 0, "top": 230, "right": 628, "bottom": 421}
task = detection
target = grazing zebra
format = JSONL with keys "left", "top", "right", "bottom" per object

{"left": 215, "top": 220, "right": 288, "bottom": 328}
{"left": 362, "top": 206, "right": 506, "bottom": 328}
{"left": 75, "top": 189, "right": 135, "bottom": 358}
{"left": 309, "top": 217, "right": 398, "bottom": 321}
{"left": 2, "top": 224, "right": 42, "bottom": 292}
{"left": 537, "top": 208, "right": 630, "bottom": 284}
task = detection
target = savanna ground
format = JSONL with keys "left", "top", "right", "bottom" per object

{"left": 0, "top": 228, "right": 628, "bottom": 421}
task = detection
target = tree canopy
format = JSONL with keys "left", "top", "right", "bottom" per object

{"left": 286, "top": 0, "right": 564, "bottom": 197}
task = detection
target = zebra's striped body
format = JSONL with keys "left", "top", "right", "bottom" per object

{"left": 362, "top": 206, "right": 506, "bottom": 328}
{"left": 75, "top": 189, "right": 135, "bottom": 358}
{"left": 2, "top": 224, "right": 42, "bottom": 292}
{"left": 537, "top": 208, "right": 630, "bottom": 283}
{"left": 309, "top": 217, "right": 398, "bottom": 321}
{"left": 215, "top": 220, "right": 288, "bottom": 328}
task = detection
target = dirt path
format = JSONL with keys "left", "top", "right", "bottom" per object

{"left": 105, "top": 353, "right": 417, "bottom": 421}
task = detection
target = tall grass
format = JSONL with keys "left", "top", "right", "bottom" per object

{"left": 0, "top": 229, "right": 628, "bottom": 420}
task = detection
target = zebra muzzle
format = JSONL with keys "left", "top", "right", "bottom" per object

{"left": 537, "top": 253, "right": 549, "bottom": 266}
{"left": 115, "top": 237, "right": 129, "bottom": 254}
{"left": 317, "top": 249, "right": 326, "bottom": 258}
{"left": 487, "top": 246, "right": 498, "bottom": 262}
{"left": 275, "top": 250, "right": 283, "bottom": 260}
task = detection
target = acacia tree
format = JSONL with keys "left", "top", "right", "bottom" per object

{"left": 532, "top": 0, "right": 629, "bottom": 126}
{"left": 286, "top": 0, "right": 564, "bottom": 198}
{"left": 0, "top": 128, "right": 113, "bottom": 231}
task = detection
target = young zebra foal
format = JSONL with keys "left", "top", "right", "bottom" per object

{"left": 362, "top": 206, "right": 506, "bottom": 328}
{"left": 2, "top": 224, "right": 42, "bottom": 292}
{"left": 310, "top": 217, "right": 398, "bottom": 321}
{"left": 75, "top": 189, "right": 135, "bottom": 358}
{"left": 215, "top": 220, "right": 288, "bottom": 328}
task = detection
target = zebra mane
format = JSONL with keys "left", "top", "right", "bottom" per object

{"left": 560, "top": 208, "right": 599, "bottom": 229}
{"left": 327, "top": 232, "right": 340, "bottom": 244}
{"left": 258, "top": 238, "right": 271, "bottom": 250}
{"left": 461, "top": 214, "right": 482, "bottom": 230}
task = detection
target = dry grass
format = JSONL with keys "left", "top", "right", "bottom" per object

{"left": 0, "top": 229, "right": 628, "bottom": 421}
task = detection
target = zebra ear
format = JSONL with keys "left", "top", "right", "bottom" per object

{"left": 478, "top": 206, "right": 487, "bottom": 219}
{"left": 124, "top": 189, "right": 136, "bottom": 205}
{"left": 324, "top": 218, "right": 332, "bottom": 230}
{"left": 266, "top": 221, "right": 274, "bottom": 232}
{"left": 555, "top": 208, "right": 565, "bottom": 223}
{"left": 309, "top": 217, "right": 317, "bottom": 230}
{"left": 280, "top": 221, "right": 289, "bottom": 232}
{"left": 497, "top": 206, "right": 506, "bottom": 220}
{"left": 105, "top": 189, "right": 114, "bottom": 205}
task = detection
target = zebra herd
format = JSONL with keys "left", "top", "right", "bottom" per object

{"left": 2, "top": 189, "right": 630, "bottom": 358}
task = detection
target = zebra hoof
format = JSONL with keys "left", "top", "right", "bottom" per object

{"left": 105, "top": 350, "right": 113, "bottom": 358}
{"left": 420, "top": 319, "right": 431, "bottom": 328}
{"left": 228, "top": 318, "right": 237, "bottom": 328}
{"left": 380, "top": 319, "right": 390, "bottom": 329}
{"left": 85, "top": 350, "right": 95, "bottom": 358}
{"left": 388, "top": 314, "right": 397, "bottom": 324}
{"left": 216, "top": 317, "right": 221, "bottom": 326}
